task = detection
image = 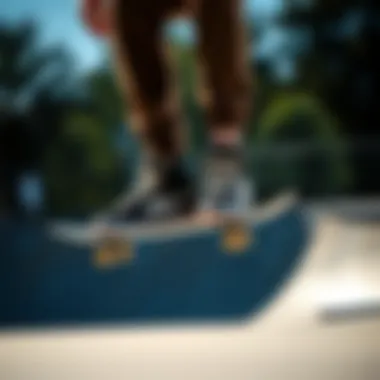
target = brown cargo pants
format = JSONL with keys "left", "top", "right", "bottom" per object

{"left": 109, "top": 0, "right": 252, "bottom": 159}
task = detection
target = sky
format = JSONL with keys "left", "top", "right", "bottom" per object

{"left": 0, "top": 0, "right": 286, "bottom": 73}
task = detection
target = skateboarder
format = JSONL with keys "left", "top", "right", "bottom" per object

{"left": 81, "top": 0, "right": 252, "bottom": 223}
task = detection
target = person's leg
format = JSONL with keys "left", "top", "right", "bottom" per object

{"left": 197, "top": 0, "right": 251, "bottom": 145}
{"left": 109, "top": 0, "right": 183, "bottom": 160}
{"left": 94, "top": 0, "right": 195, "bottom": 222}
{"left": 196, "top": 0, "right": 253, "bottom": 212}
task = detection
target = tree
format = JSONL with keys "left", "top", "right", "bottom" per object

{"left": 44, "top": 110, "right": 125, "bottom": 216}
{"left": 254, "top": 92, "right": 351, "bottom": 198}
{"left": 278, "top": 0, "right": 380, "bottom": 194}
{"left": 0, "top": 22, "right": 75, "bottom": 215}
{"left": 280, "top": 0, "right": 380, "bottom": 137}
{"left": 0, "top": 22, "right": 127, "bottom": 217}
{"left": 42, "top": 65, "right": 130, "bottom": 217}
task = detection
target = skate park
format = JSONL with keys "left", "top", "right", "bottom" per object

{"left": 0, "top": 197, "right": 379, "bottom": 380}
{"left": 1, "top": 0, "right": 379, "bottom": 378}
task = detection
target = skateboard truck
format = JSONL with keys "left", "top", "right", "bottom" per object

{"left": 92, "top": 214, "right": 254, "bottom": 268}
{"left": 220, "top": 216, "right": 253, "bottom": 254}
{"left": 94, "top": 233, "right": 134, "bottom": 269}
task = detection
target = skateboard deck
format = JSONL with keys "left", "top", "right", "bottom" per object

{"left": 38, "top": 192, "right": 311, "bottom": 326}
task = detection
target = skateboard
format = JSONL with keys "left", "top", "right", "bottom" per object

{"left": 47, "top": 192, "right": 310, "bottom": 324}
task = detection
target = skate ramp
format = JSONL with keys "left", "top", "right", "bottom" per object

{"left": 0, "top": 201, "right": 379, "bottom": 380}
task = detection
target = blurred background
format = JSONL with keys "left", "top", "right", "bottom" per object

{"left": 0, "top": 0, "right": 379, "bottom": 219}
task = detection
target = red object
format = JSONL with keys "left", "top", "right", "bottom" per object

{"left": 81, "top": 0, "right": 112, "bottom": 37}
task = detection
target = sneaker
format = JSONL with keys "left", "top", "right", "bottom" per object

{"left": 91, "top": 153, "right": 196, "bottom": 225}
{"left": 198, "top": 143, "right": 253, "bottom": 216}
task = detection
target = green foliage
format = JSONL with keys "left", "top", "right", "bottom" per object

{"left": 281, "top": 0, "right": 379, "bottom": 137}
{"left": 42, "top": 68, "right": 126, "bottom": 216}
{"left": 44, "top": 111, "right": 125, "bottom": 216}
{"left": 0, "top": 22, "right": 127, "bottom": 216}
{"left": 0, "top": 22, "right": 72, "bottom": 104}
{"left": 253, "top": 92, "right": 351, "bottom": 197}
{"left": 257, "top": 92, "right": 339, "bottom": 140}
{"left": 0, "top": 22, "right": 76, "bottom": 215}
{"left": 84, "top": 68, "right": 123, "bottom": 128}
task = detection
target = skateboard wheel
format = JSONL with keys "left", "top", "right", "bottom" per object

{"left": 93, "top": 237, "right": 134, "bottom": 268}
{"left": 221, "top": 221, "right": 251, "bottom": 254}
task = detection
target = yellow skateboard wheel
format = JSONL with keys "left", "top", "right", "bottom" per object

{"left": 93, "top": 237, "right": 134, "bottom": 269}
{"left": 221, "top": 221, "right": 251, "bottom": 254}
